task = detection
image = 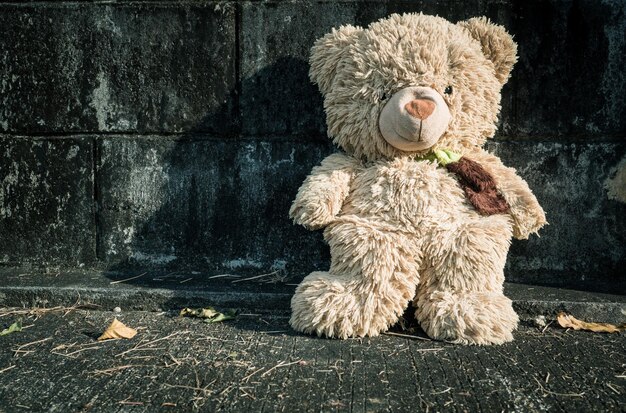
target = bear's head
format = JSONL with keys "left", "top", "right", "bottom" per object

{"left": 310, "top": 13, "right": 517, "bottom": 161}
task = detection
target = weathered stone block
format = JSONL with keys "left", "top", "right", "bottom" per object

{"left": 0, "top": 138, "right": 95, "bottom": 267}
{"left": 96, "top": 137, "right": 333, "bottom": 275}
{"left": 487, "top": 141, "right": 626, "bottom": 291}
{"left": 239, "top": 1, "right": 380, "bottom": 138}
{"left": 508, "top": 0, "right": 626, "bottom": 138}
{"left": 0, "top": 3, "right": 236, "bottom": 134}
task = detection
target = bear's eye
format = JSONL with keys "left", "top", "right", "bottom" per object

{"left": 444, "top": 86, "right": 453, "bottom": 95}
{"left": 379, "top": 91, "right": 388, "bottom": 101}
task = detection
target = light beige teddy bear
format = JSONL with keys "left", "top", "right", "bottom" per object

{"left": 289, "top": 13, "right": 546, "bottom": 345}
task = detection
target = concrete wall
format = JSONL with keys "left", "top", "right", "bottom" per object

{"left": 0, "top": 1, "right": 624, "bottom": 292}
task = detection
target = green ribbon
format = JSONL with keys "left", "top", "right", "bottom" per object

{"left": 414, "top": 149, "right": 462, "bottom": 166}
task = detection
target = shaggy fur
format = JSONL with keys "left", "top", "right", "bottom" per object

{"left": 290, "top": 14, "right": 546, "bottom": 345}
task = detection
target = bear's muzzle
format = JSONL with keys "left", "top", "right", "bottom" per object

{"left": 379, "top": 86, "right": 451, "bottom": 151}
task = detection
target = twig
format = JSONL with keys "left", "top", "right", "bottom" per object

{"left": 606, "top": 383, "right": 621, "bottom": 395}
{"left": 164, "top": 381, "right": 216, "bottom": 394}
{"left": 195, "top": 336, "right": 232, "bottom": 343}
{"left": 125, "top": 355, "right": 158, "bottom": 361}
{"left": 260, "top": 359, "right": 302, "bottom": 377}
{"left": 116, "top": 331, "right": 188, "bottom": 357}
{"left": 218, "top": 384, "right": 235, "bottom": 396}
{"left": 231, "top": 271, "right": 279, "bottom": 283}
{"left": 208, "top": 274, "right": 241, "bottom": 279}
{"left": 119, "top": 347, "right": 165, "bottom": 353}
{"left": 240, "top": 387, "right": 256, "bottom": 400}
{"left": 118, "top": 400, "right": 144, "bottom": 406}
{"left": 14, "top": 337, "right": 52, "bottom": 348}
{"left": 12, "top": 350, "right": 34, "bottom": 358}
{"left": 242, "top": 367, "right": 264, "bottom": 383}
{"left": 0, "top": 365, "right": 16, "bottom": 374}
{"left": 90, "top": 365, "right": 137, "bottom": 376}
{"left": 541, "top": 320, "right": 554, "bottom": 334}
{"left": 52, "top": 346, "right": 104, "bottom": 357}
{"left": 165, "top": 354, "right": 182, "bottom": 367}
{"left": 13, "top": 337, "right": 52, "bottom": 357}
{"left": 179, "top": 278, "right": 193, "bottom": 284}
{"left": 0, "top": 302, "right": 96, "bottom": 318}
{"left": 109, "top": 272, "right": 147, "bottom": 284}
{"left": 383, "top": 331, "right": 432, "bottom": 341}
{"left": 431, "top": 387, "right": 452, "bottom": 395}
{"left": 51, "top": 341, "right": 99, "bottom": 352}
{"left": 533, "top": 377, "right": 585, "bottom": 397}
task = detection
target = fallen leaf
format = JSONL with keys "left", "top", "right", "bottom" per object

{"left": 180, "top": 307, "right": 218, "bottom": 318}
{"left": 179, "top": 307, "right": 237, "bottom": 323}
{"left": 556, "top": 312, "right": 626, "bottom": 333}
{"left": 205, "top": 310, "right": 237, "bottom": 323}
{"left": 0, "top": 321, "right": 22, "bottom": 336}
{"left": 98, "top": 318, "right": 138, "bottom": 341}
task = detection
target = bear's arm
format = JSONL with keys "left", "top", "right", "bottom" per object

{"left": 289, "top": 152, "right": 358, "bottom": 230}
{"left": 470, "top": 149, "right": 547, "bottom": 239}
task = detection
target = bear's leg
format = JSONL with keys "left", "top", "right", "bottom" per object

{"left": 414, "top": 215, "right": 518, "bottom": 345}
{"left": 290, "top": 220, "right": 420, "bottom": 338}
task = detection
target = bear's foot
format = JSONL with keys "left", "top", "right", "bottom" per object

{"left": 290, "top": 271, "right": 410, "bottom": 339}
{"left": 415, "top": 290, "right": 518, "bottom": 345}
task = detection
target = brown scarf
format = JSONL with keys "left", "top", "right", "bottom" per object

{"left": 446, "top": 157, "right": 510, "bottom": 215}
{"left": 416, "top": 150, "right": 510, "bottom": 216}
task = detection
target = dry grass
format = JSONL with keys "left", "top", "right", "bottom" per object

{"left": 12, "top": 337, "right": 52, "bottom": 358}
{"left": 382, "top": 331, "right": 432, "bottom": 341}
{"left": 0, "top": 365, "right": 16, "bottom": 374}
{"left": 90, "top": 364, "right": 138, "bottom": 376}
{"left": 109, "top": 272, "right": 146, "bottom": 284}
{"left": 116, "top": 331, "right": 190, "bottom": 357}
{"left": 51, "top": 341, "right": 107, "bottom": 358}
{"left": 0, "top": 301, "right": 98, "bottom": 320}
{"left": 231, "top": 270, "right": 288, "bottom": 284}
{"left": 533, "top": 376, "right": 586, "bottom": 398}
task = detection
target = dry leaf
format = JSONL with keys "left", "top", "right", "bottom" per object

{"left": 179, "top": 307, "right": 237, "bottom": 323}
{"left": 556, "top": 312, "right": 626, "bottom": 333}
{"left": 98, "top": 318, "right": 138, "bottom": 341}
{"left": 180, "top": 307, "right": 218, "bottom": 318}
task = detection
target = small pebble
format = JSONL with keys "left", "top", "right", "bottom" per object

{"left": 113, "top": 306, "right": 122, "bottom": 313}
{"left": 534, "top": 315, "right": 546, "bottom": 328}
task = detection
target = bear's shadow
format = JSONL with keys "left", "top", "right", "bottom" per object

{"left": 101, "top": 57, "right": 333, "bottom": 313}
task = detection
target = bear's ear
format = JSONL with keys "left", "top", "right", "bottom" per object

{"left": 309, "top": 25, "right": 363, "bottom": 95}
{"left": 458, "top": 17, "right": 518, "bottom": 85}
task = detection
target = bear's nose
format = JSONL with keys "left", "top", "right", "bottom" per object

{"left": 404, "top": 99, "right": 435, "bottom": 120}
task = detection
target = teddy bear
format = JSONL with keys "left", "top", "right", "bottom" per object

{"left": 288, "top": 13, "right": 547, "bottom": 345}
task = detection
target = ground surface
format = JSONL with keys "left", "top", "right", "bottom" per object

{"left": 0, "top": 308, "right": 623, "bottom": 412}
